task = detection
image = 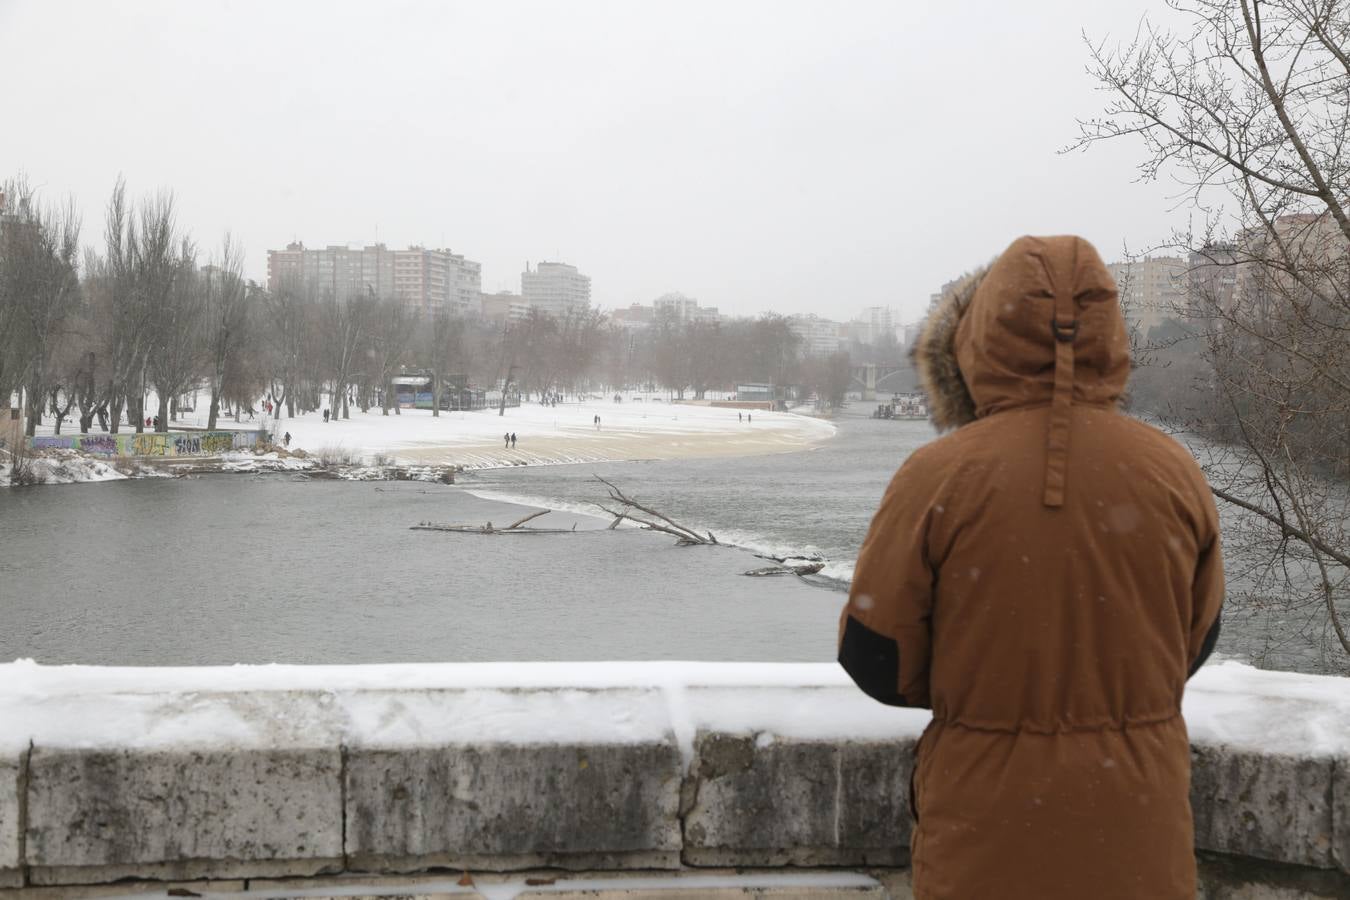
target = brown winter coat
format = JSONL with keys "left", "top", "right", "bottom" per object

{"left": 838, "top": 235, "right": 1224, "bottom": 899}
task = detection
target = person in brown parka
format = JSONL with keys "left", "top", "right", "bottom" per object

{"left": 838, "top": 235, "right": 1224, "bottom": 900}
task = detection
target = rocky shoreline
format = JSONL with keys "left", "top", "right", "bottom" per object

{"left": 1, "top": 445, "right": 457, "bottom": 487}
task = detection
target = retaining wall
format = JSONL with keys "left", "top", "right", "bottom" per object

{"left": 0, "top": 661, "right": 1346, "bottom": 899}
{"left": 27, "top": 430, "right": 262, "bottom": 458}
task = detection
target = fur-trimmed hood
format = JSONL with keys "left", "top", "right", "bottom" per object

{"left": 911, "top": 235, "right": 1130, "bottom": 432}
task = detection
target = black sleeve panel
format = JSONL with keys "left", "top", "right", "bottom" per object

{"left": 838, "top": 614, "right": 908, "bottom": 707}
{"left": 1188, "top": 611, "right": 1223, "bottom": 679}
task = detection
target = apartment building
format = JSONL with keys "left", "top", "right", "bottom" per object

{"left": 267, "top": 242, "right": 481, "bottom": 315}
{"left": 788, "top": 313, "right": 846, "bottom": 357}
{"left": 1107, "top": 256, "right": 1187, "bottom": 334}
{"left": 849, "top": 306, "right": 897, "bottom": 345}
{"left": 480, "top": 291, "right": 532, "bottom": 325}
{"left": 521, "top": 261, "right": 591, "bottom": 316}
{"left": 652, "top": 292, "right": 721, "bottom": 324}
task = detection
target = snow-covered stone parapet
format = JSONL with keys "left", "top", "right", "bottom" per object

{"left": 0, "top": 660, "right": 1346, "bottom": 893}
{"left": 1183, "top": 663, "right": 1350, "bottom": 874}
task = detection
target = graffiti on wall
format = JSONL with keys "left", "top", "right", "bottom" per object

{"left": 80, "top": 435, "right": 120, "bottom": 456}
{"left": 201, "top": 432, "right": 237, "bottom": 454}
{"left": 132, "top": 434, "right": 171, "bottom": 456}
{"left": 28, "top": 430, "right": 262, "bottom": 458}
{"left": 31, "top": 435, "right": 78, "bottom": 451}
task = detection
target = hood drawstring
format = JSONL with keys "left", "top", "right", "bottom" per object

{"left": 1043, "top": 288, "right": 1078, "bottom": 508}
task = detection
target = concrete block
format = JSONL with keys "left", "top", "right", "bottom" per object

{"left": 1191, "top": 745, "right": 1336, "bottom": 870}
{"left": 1334, "top": 756, "right": 1349, "bottom": 875}
{"left": 0, "top": 879, "right": 246, "bottom": 898}
{"left": 682, "top": 733, "right": 912, "bottom": 867}
{"left": 1196, "top": 850, "right": 1350, "bottom": 899}
{"left": 345, "top": 741, "right": 683, "bottom": 872}
{"left": 868, "top": 868, "right": 914, "bottom": 900}
{"left": 259, "top": 895, "right": 478, "bottom": 900}
{"left": 517, "top": 891, "right": 885, "bottom": 899}
{"left": 24, "top": 746, "right": 343, "bottom": 885}
{"left": 0, "top": 751, "right": 21, "bottom": 889}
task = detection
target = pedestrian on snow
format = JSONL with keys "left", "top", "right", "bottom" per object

{"left": 738, "top": 412, "right": 743, "bottom": 422}
{"left": 282, "top": 431, "right": 291, "bottom": 448}
{"left": 323, "top": 409, "right": 329, "bottom": 423}
{"left": 504, "top": 432, "right": 511, "bottom": 449}
{"left": 747, "top": 413, "right": 751, "bottom": 423}
{"left": 510, "top": 432, "right": 517, "bottom": 448}
{"left": 837, "top": 236, "right": 1224, "bottom": 900}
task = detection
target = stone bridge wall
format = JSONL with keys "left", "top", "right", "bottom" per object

{"left": 0, "top": 661, "right": 1346, "bottom": 899}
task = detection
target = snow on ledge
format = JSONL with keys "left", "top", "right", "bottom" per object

{"left": 1, "top": 659, "right": 1346, "bottom": 761}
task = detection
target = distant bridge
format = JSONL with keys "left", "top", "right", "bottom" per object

{"left": 850, "top": 362, "right": 919, "bottom": 400}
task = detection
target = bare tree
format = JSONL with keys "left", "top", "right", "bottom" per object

{"left": 96, "top": 182, "right": 151, "bottom": 433}
{"left": 262, "top": 275, "right": 311, "bottom": 423}
{"left": 321, "top": 288, "right": 373, "bottom": 420}
{"left": 370, "top": 296, "right": 416, "bottom": 416}
{"left": 1074, "top": 0, "right": 1349, "bottom": 662}
{"left": 145, "top": 233, "right": 203, "bottom": 432}
{"left": 99, "top": 181, "right": 186, "bottom": 433}
{"left": 422, "top": 307, "right": 466, "bottom": 416}
{"left": 202, "top": 235, "right": 249, "bottom": 430}
{"left": 0, "top": 178, "right": 83, "bottom": 436}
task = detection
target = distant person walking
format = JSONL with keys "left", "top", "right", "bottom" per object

{"left": 738, "top": 412, "right": 743, "bottom": 422}
{"left": 282, "top": 432, "right": 291, "bottom": 448}
{"left": 323, "top": 409, "right": 330, "bottom": 423}
{"left": 510, "top": 432, "right": 517, "bottom": 449}
{"left": 504, "top": 432, "right": 511, "bottom": 449}
{"left": 838, "top": 235, "right": 1224, "bottom": 900}
{"left": 747, "top": 413, "right": 752, "bottom": 423}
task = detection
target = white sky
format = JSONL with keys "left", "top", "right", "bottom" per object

{"left": 1, "top": 0, "right": 1187, "bottom": 323}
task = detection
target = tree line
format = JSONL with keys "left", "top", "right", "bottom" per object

{"left": 1, "top": 177, "right": 866, "bottom": 439}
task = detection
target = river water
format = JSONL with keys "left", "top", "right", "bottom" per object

{"left": 464, "top": 409, "right": 1348, "bottom": 676}
{"left": 2, "top": 409, "right": 1343, "bottom": 672}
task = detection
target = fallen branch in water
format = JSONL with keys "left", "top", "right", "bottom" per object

{"left": 411, "top": 508, "right": 576, "bottom": 535}
{"left": 591, "top": 475, "right": 718, "bottom": 545}
{"left": 742, "top": 562, "right": 825, "bottom": 577}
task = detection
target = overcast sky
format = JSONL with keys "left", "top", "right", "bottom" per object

{"left": 1, "top": 0, "right": 1187, "bottom": 322}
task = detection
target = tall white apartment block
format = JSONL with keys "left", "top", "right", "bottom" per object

{"left": 522, "top": 261, "right": 591, "bottom": 316}
{"left": 851, "top": 306, "right": 896, "bottom": 344}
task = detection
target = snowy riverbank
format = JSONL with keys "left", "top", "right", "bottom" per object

{"left": 241, "top": 399, "right": 834, "bottom": 469}
{"left": 7, "top": 399, "right": 835, "bottom": 486}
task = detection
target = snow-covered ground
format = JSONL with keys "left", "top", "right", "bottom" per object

{"left": 0, "top": 449, "right": 168, "bottom": 487}
{"left": 26, "top": 396, "right": 834, "bottom": 470}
